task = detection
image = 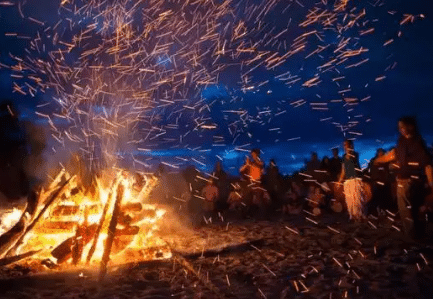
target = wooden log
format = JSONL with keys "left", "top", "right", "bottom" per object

{"left": 117, "top": 213, "right": 133, "bottom": 226}
{"left": 72, "top": 208, "right": 89, "bottom": 265}
{"left": 121, "top": 202, "right": 142, "bottom": 212}
{"left": 0, "top": 187, "right": 40, "bottom": 258}
{"left": 51, "top": 223, "right": 97, "bottom": 264}
{"left": 0, "top": 249, "right": 41, "bottom": 267}
{"left": 114, "top": 225, "right": 139, "bottom": 236}
{"left": 33, "top": 221, "right": 78, "bottom": 233}
{"left": 3, "top": 176, "right": 75, "bottom": 258}
{"left": 99, "top": 183, "right": 124, "bottom": 281}
{"left": 86, "top": 177, "right": 120, "bottom": 264}
{"left": 51, "top": 237, "right": 74, "bottom": 264}
{"left": 52, "top": 205, "right": 80, "bottom": 216}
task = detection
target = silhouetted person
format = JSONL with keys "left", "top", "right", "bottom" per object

{"left": 329, "top": 148, "right": 342, "bottom": 182}
{"left": 338, "top": 139, "right": 367, "bottom": 221}
{"left": 375, "top": 116, "right": 433, "bottom": 239}
{"left": 306, "top": 152, "right": 320, "bottom": 173}
{"left": 367, "top": 148, "right": 393, "bottom": 212}
{"left": 201, "top": 178, "right": 219, "bottom": 215}
{"left": 239, "top": 148, "right": 264, "bottom": 184}
{"left": 264, "top": 159, "right": 283, "bottom": 210}
{"left": 213, "top": 161, "right": 229, "bottom": 211}
{"left": 0, "top": 101, "right": 30, "bottom": 199}
{"left": 213, "top": 161, "right": 227, "bottom": 180}
{"left": 318, "top": 156, "right": 332, "bottom": 183}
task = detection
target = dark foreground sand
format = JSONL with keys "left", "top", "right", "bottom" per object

{"left": 1, "top": 212, "right": 433, "bottom": 299}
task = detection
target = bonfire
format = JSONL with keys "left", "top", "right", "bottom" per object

{"left": 0, "top": 167, "right": 171, "bottom": 278}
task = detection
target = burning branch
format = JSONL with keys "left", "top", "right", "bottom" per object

{"left": 86, "top": 177, "right": 120, "bottom": 264}
{"left": 99, "top": 181, "right": 124, "bottom": 280}
{"left": 0, "top": 177, "right": 75, "bottom": 258}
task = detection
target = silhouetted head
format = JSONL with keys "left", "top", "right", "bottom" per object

{"left": 214, "top": 160, "right": 223, "bottom": 171}
{"left": 398, "top": 116, "right": 419, "bottom": 138}
{"left": 376, "top": 148, "right": 385, "bottom": 157}
{"left": 251, "top": 148, "right": 260, "bottom": 159}
{"left": 343, "top": 139, "right": 354, "bottom": 153}
{"left": 332, "top": 148, "right": 339, "bottom": 158}
{"left": 311, "top": 152, "right": 318, "bottom": 161}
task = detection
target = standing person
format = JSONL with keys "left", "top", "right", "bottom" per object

{"left": 213, "top": 161, "right": 229, "bottom": 210}
{"left": 374, "top": 116, "right": 433, "bottom": 239}
{"left": 338, "top": 139, "right": 367, "bottom": 221}
{"left": 306, "top": 152, "right": 321, "bottom": 173}
{"left": 366, "top": 148, "right": 393, "bottom": 212}
{"left": 239, "top": 148, "right": 264, "bottom": 184}
{"left": 201, "top": 178, "right": 219, "bottom": 215}
{"left": 329, "top": 148, "right": 342, "bottom": 182}
{"left": 264, "top": 159, "right": 283, "bottom": 208}
{"left": 239, "top": 148, "right": 265, "bottom": 216}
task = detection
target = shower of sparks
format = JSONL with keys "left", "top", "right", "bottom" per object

{"left": 1, "top": 0, "right": 424, "bottom": 171}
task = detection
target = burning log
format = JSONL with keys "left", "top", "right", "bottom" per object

{"left": 0, "top": 188, "right": 40, "bottom": 258}
{"left": 0, "top": 249, "right": 42, "bottom": 267}
{"left": 72, "top": 208, "right": 90, "bottom": 265}
{"left": 115, "top": 225, "right": 139, "bottom": 236}
{"left": 33, "top": 221, "right": 78, "bottom": 233}
{"left": 86, "top": 177, "right": 120, "bottom": 264}
{"left": 51, "top": 223, "right": 98, "bottom": 264}
{"left": 51, "top": 238, "right": 74, "bottom": 264}
{"left": 3, "top": 176, "right": 75, "bottom": 258}
{"left": 121, "top": 202, "right": 142, "bottom": 213}
{"left": 52, "top": 205, "right": 80, "bottom": 216}
{"left": 99, "top": 182, "right": 124, "bottom": 280}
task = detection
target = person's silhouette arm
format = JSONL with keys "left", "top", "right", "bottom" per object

{"left": 374, "top": 148, "right": 395, "bottom": 164}
{"left": 338, "top": 164, "right": 345, "bottom": 184}
{"left": 239, "top": 157, "right": 250, "bottom": 173}
{"left": 426, "top": 165, "right": 433, "bottom": 189}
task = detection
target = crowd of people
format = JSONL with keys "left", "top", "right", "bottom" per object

{"left": 183, "top": 116, "right": 433, "bottom": 241}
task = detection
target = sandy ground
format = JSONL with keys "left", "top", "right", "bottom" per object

{"left": 1, "top": 210, "right": 433, "bottom": 299}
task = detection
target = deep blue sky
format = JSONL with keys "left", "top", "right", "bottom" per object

{"left": 1, "top": 0, "right": 432, "bottom": 174}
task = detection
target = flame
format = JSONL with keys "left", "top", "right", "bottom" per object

{"left": 0, "top": 207, "right": 23, "bottom": 235}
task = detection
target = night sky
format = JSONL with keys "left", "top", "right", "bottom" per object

{"left": 0, "top": 0, "right": 432, "bottom": 175}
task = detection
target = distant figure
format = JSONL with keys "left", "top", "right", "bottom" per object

{"left": 227, "top": 183, "right": 244, "bottom": 210}
{"left": 0, "top": 101, "right": 30, "bottom": 199}
{"left": 338, "top": 139, "right": 367, "bottom": 221}
{"left": 320, "top": 156, "right": 330, "bottom": 172}
{"left": 374, "top": 116, "right": 433, "bottom": 239}
{"left": 367, "top": 148, "right": 393, "bottom": 211}
{"left": 213, "top": 160, "right": 229, "bottom": 210}
{"left": 282, "top": 180, "right": 303, "bottom": 215}
{"left": 264, "top": 159, "right": 283, "bottom": 207}
{"left": 329, "top": 148, "right": 342, "bottom": 182}
{"left": 239, "top": 148, "right": 264, "bottom": 183}
{"left": 213, "top": 161, "right": 227, "bottom": 181}
{"left": 318, "top": 156, "right": 332, "bottom": 183}
{"left": 201, "top": 178, "right": 219, "bottom": 213}
{"left": 306, "top": 152, "right": 321, "bottom": 173}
